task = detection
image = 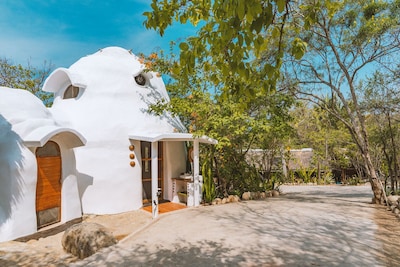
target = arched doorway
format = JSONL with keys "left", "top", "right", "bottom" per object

{"left": 36, "top": 141, "right": 62, "bottom": 228}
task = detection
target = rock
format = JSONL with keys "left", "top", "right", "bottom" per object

{"left": 211, "top": 199, "right": 217, "bottom": 205}
{"left": 229, "top": 195, "right": 240, "bottom": 203}
{"left": 390, "top": 205, "right": 397, "bottom": 212}
{"left": 253, "top": 192, "right": 261, "bottom": 200}
{"left": 387, "top": 195, "right": 400, "bottom": 206}
{"left": 266, "top": 191, "right": 273, "bottom": 197}
{"left": 214, "top": 198, "right": 222, "bottom": 205}
{"left": 271, "top": 190, "right": 280, "bottom": 197}
{"left": 394, "top": 208, "right": 400, "bottom": 215}
{"left": 260, "top": 192, "right": 266, "bottom": 199}
{"left": 221, "top": 198, "right": 227, "bottom": 204}
{"left": 62, "top": 222, "right": 117, "bottom": 259}
{"left": 242, "top": 192, "right": 251, "bottom": 200}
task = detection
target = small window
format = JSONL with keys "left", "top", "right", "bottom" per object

{"left": 134, "top": 74, "right": 147, "bottom": 86}
{"left": 63, "top": 85, "right": 80, "bottom": 99}
{"left": 36, "top": 141, "right": 60, "bottom": 157}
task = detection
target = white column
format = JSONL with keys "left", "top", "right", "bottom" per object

{"left": 151, "top": 141, "right": 158, "bottom": 218}
{"left": 193, "top": 139, "right": 200, "bottom": 207}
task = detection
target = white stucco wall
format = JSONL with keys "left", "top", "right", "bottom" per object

{"left": 46, "top": 47, "right": 185, "bottom": 214}
{"left": 0, "top": 87, "right": 84, "bottom": 241}
{"left": 0, "top": 143, "right": 37, "bottom": 242}
{"left": 164, "top": 142, "right": 187, "bottom": 201}
{"left": 52, "top": 136, "right": 83, "bottom": 222}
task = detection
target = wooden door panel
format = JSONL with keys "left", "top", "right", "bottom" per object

{"left": 36, "top": 157, "right": 61, "bottom": 212}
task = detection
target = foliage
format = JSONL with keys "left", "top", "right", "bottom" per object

{"left": 201, "top": 147, "right": 216, "bottom": 203}
{"left": 143, "top": 0, "right": 307, "bottom": 100}
{"left": 0, "top": 57, "right": 53, "bottom": 106}
{"left": 279, "top": 0, "right": 400, "bottom": 203}
{"left": 363, "top": 71, "right": 400, "bottom": 192}
{"left": 296, "top": 167, "right": 316, "bottom": 184}
{"left": 143, "top": 0, "right": 400, "bottom": 203}
{"left": 347, "top": 175, "right": 364, "bottom": 185}
{"left": 142, "top": 46, "right": 295, "bottom": 197}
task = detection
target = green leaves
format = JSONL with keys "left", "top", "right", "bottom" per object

{"left": 291, "top": 38, "right": 307, "bottom": 60}
{"left": 0, "top": 58, "right": 53, "bottom": 106}
{"left": 276, "top": 0, "right": 286, "bottom": 13}
{"left": 143, "top": 0, "right": 291, "bottom": 98}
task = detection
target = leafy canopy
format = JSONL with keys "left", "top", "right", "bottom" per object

{"left": 143, "top": 0, "right": 300, "bottom": 98}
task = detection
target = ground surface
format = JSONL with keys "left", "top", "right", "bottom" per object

{"left": 1, "top": 184, "right": 400, "bottom": 266}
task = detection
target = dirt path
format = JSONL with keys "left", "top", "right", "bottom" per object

{"left": 1, "top": 185, "right": 400, "bottom": 266}
{"left": 72, "top": 185, "right": 400, "bottom": 267}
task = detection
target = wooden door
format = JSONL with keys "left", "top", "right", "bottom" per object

{"left": 36, "top": 141, "right": 61, "bottom": 228}
{"left": 141, "top": 141, "right": 163, "bottom": 205}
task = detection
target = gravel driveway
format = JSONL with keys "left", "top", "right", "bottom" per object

{"left": 72, "top": 184, "right": 400, "bottom": 267}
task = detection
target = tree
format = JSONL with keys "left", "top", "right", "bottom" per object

{"left": 0, "top": 58, "right": 53, "bottom": 106}
{"left": 142, "top": 48, "right": 294, "bottom": 197}
{"left": 363, "top": 71, "right": 400, "bottom": 193}
{"left": 282, "top": 0, "right": 400, "bottom": 203}
{"left": 143, "top": 0, "right": 297, "bottom": 100}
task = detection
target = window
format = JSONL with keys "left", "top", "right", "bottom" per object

{"left": 135, "top": 74, "right": 147, "bottom": 86}
{"left": 63, "top": 85, "right": 79, "bottom": 99}
{"left": 134, "top": 72, "right": 153, "bottom": 87}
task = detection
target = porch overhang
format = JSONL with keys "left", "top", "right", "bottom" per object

{"left": 129, "top": 132, "right": 216, "bottom": 219}
{"left": 43, "top": 68, "right": 87, "bottom": 93}
{"left": 128, "top": 132, "right": 217, "bottom": 145}
{"left": 23, "top": 126, "right": 86, "bottom": 148}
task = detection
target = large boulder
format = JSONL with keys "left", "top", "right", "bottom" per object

{"left": 62, "top": 222, "right": 117, "bottom": 259}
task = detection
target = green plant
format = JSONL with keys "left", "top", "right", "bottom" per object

{"left": 202, "top": 150, "right": 216, "bottom": 203}
{"left": 297, "top": 167, "right": 316, "bottom": 184}
{"left": 348, "top": 175, "right": 364, "bottom": 185}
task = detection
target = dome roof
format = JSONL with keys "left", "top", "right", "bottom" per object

{"left": 46, "top": 47, "right": 185, "bottom": 141}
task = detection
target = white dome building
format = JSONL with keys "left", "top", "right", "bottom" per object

{"left": 0, "top": 47, "right": 216, "bottom": 242}
{"left": 0, "top": 87, "right": 85, "bottom": 242}
{"left": 43, "top": 47, "right": 216, "bottom": 217}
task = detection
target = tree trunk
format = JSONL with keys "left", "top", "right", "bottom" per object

{"left": 364, "top": 151, "right": 384, "bottom": 204}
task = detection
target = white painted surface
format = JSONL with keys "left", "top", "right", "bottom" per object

{"left": 0, "top": 88, "right": 84, "bottom": 241}
{"left": 46, "top": 47, "right": 186, "bottom": 214}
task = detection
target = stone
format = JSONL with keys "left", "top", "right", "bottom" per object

{"left": 266, "top": 191, "right": 273, "bottom": 197}
{"left": 272, "top": 190, "right": 280, "bottom": 197}
{"left": 260, "top": 192, "right": 266, "bottom": 199}
{"left": 214, "top": 198, "right": 222, "bottom": 205}
{"left": 242, "top": 192, "right": 251, "bottom": 200}
{"left": 387, "top": 195, "right": 400, "bottom": 206}
{"left": 252, "top": 192, "right": 261, "bottom": 200}
{"left": 221, "top": 198, "right": 227, "bottom": 204}
{"left": 394, "top": 208, "right": 400, "bottom": 215}
{"left": 62, "top": 222, "right": 117, "bottom": 259}
{"left": 229, "top": 195, "right": 240, "bottom": 203}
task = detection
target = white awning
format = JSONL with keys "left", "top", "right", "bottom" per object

{"left": 23, "top": 126, "right": 86, "bottom": 148}
{"left": 128, "top": 132, "right": 217, "bottom": 145}
{"left": 43, "top": 68, "right": 87, "bottom": 93}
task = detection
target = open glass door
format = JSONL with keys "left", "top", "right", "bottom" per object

{"left": 141, "top": 141, "right": 163, "bottom": 206}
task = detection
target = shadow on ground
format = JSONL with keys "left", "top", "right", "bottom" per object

{"left": 73, "top": 186, "right": 400, "bottom": 267}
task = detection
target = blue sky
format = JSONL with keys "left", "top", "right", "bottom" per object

{"left": 0, "top": 0, "right": 193, "bottom": 68}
